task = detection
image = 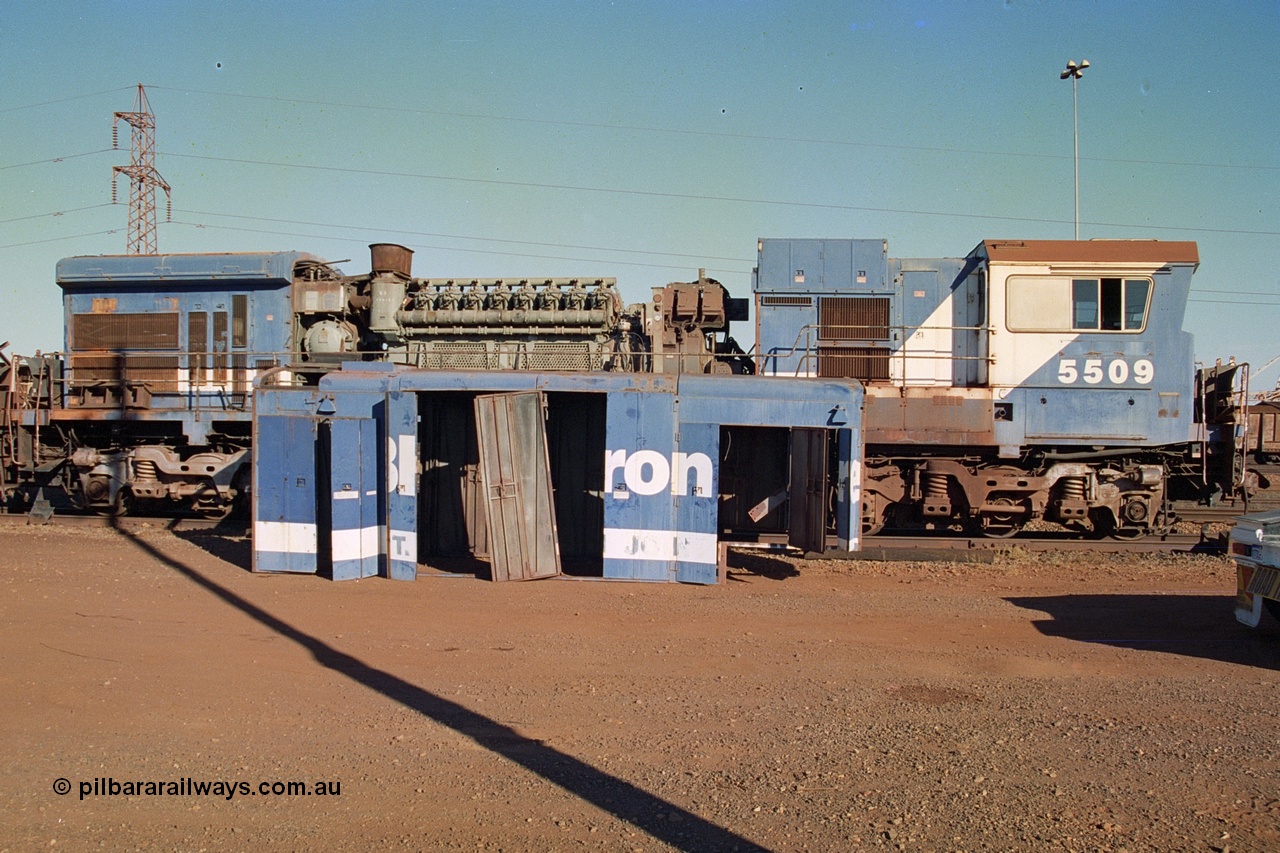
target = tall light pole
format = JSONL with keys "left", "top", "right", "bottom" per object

{"left": 1060, "top": 59, "right": 1089, "bottom": 240}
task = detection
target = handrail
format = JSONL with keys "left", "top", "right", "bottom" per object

{"left": 57, "top": 350, "right": 295, "bottom": 412}
{"left": 761, "top": 323, "right": 994, "bottom": 377}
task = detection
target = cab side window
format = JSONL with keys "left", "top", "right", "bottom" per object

{"left": 1071, "top": 278, "right": 1149, "bottom": 331}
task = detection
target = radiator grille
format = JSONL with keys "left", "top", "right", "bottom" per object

{"left": 72, "top": 312, "right": 179, "bottom": 351}
{"left": 818, "top": 297, "right": 890, "bottom": 341}
{"left": 71, "top": 354, "right": 182, "bottom": 392}
{"left": 760, "top": 295, "right": 813, "bottom": 306}
{"left": 817, "top": 346, "right": 889, "bottom": 382}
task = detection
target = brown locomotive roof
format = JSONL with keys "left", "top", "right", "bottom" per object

{"left": 978, "top": 239, "right": 1199, "bottom": 266}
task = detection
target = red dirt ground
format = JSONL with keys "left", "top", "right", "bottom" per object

{"left": 2, "top": 521, "right": 1278, "bottom": 851}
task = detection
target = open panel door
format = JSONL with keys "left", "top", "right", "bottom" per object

{"left": 474, "top": 391, "right": 561, "bottom": 581}
{"left": 789, "top": 427, "right": 829, "bottom": 554}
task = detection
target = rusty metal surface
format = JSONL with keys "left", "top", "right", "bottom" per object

{"left": 369, "top": 242, "right": 414, "bottom": 276}
{"left": 49, "top": 408, "right": 176, "bottom": 421}
{"left": 473, "top": 391, "right": 561, "bottom": 581}
{"left": 864, "top": 389, "right": 996, "bottom": 445}
{"left": 981, "top": 239, "right": 1200, "bottom": 266}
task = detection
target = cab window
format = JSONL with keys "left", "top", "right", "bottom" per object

{"left": 1071, "top": 278, "right": 1150, "bottom": 331}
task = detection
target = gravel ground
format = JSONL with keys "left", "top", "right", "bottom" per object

{"left": 1, "top": 522, "right": 1278, "bottom": 851}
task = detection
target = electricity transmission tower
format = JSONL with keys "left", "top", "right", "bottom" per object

{"left": 112, "top": 83, "right": 171, "bottom": 255}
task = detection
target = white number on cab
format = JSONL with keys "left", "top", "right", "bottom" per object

{"left": 1057, "top": 358, "right": 1154, "bottom": 385}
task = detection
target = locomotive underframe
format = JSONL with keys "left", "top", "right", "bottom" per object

{"left": 859, "top": 443, "right": 1201, "bottom": 538}
{"left": 2, "top": 417, "right": 250, "bottom": 516}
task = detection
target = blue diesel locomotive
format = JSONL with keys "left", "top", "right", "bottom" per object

{"left": 753, "top": 237, "right": 1247, "bottom": 537}
{"left": 4, "top": 250, "right": 323, "bottom": 515}
{"left": 0, "top": 236, "right": 1250, "bottom": 537}
{"left": 1, "top": 242, "right": 743, "bottom": 515}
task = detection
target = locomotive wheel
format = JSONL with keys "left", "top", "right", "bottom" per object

{"left": 197, "top": 502, "right": 234, "bottom": 520}
{"left": 980, "top": 521, "right": 1021, "bottom": 539}
{"left": 226, "top": 466, "right": 252, "bottom": 520}
{"left": 977, "top": 497, "right": 1023, "bottom": 539}
{"left": 1088, "top": 509, "right": 1117, "bottom": 539}
{"left": 861, "top": 495, "right": 887, "bottom": 536}
{"left": 1086, "top": 508, "right": 1147, "bottom": 540}
{"left": 99, "top": 488, "right": 133, "bottom": 518}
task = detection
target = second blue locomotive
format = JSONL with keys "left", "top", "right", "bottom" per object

{"left": 753, "top": 237, "right": 1240, "bottom": 537}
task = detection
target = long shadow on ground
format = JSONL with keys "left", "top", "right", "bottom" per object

{"left": 119, "top": 522, "right": 769, "bottom": 852}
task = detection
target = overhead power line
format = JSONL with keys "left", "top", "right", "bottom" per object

{"left": 3, "top": 209, "right": 1272, "bottom": 299}
{"left": 160, "top": 150, "right": 1280, "bottom": 238}
{"left": 171, "top": 213, "right": 1280, "bottom": 288}
{"left": 0, "top": 87, "right": 133, "bottom": 114}
{"left": 173, "top": 208, "right": 745, "bottom": 264}
{"left": 146, "top": 84, "right": 1276, "bottom": 173}
{"left": 0, "top": 229, "right": 118, "bottom": 250}
{"left": 0, "top": 204, "right": 115, "bottom": 225}
{"left": 0, "top": 149, "right": 115, "bottom": 171}
{"left": 8, "top": 202, "right": 1271, "bottom": 287}
{"left": 167, "top": 217, "right": 747, "bottom": 274}
{"left": 1189, "top": 296, "right": 1280, "bottom": 306}
{"left": 1193, "top": 287, "right": 1280, "bottom": 298}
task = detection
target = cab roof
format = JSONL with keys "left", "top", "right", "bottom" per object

{"left": 976, "top": 239, "right": 1199, "bottom": 266}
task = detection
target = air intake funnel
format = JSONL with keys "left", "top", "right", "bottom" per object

{"left": 369, "top": 243, "right": 413, "bottom": 278}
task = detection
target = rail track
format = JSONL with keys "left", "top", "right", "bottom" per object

{"left": 2, "top": 512, "right": 1228, "bottom": 563}
{"left": 0, "top": 512, "right": 246, "bottom": 535}
{"left": 849, "top": 532, "right": 1224, "bottom": 561}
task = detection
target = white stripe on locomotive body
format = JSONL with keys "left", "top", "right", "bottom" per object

{"left": 602, "top": 528, "right": 719, "bottom": 565}
{"left": 759, "top": 367, "right": 818, "bottom": 378}
{"left": 331, "top": 525, "right": 384, "bottom": 562}
{"left": 987, "top": 263, "right": 1077, "bottom": 392}
{"left": 254, "top": 521, "right": 318, "bottom": 554}
{"left": 176, "top": 369, "right": 260, "bottom": 396}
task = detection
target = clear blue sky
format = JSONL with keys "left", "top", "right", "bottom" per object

{"left": 3, "top": 1, "right": 1277, "bottom": 380}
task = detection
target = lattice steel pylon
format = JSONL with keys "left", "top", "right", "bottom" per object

{"left": 112, "top": 83, "right": 171, "bottom": 255}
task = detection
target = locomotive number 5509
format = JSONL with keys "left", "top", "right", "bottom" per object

{"left": 1056, "top": 358, "right": 1155, "bottom": 385}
